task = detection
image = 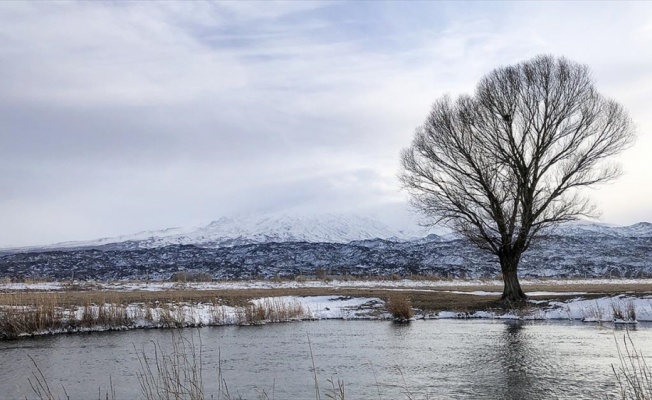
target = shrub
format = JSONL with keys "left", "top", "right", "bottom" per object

{"left": 315, "top": 268, "right": 327, "bottom": 279}
{"left": 627, "top": 301, "right": 637, "bottom": 321}
{"left": 613, "top": 302, "right": 625, "bottom": 320}
{"left": 612, "top": 300, "right": 637, "bottom": 322}
{"left": 386, "top": 294, "right": 413, "bottom": 321}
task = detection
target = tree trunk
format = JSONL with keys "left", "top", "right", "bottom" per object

{"left": 500, "top": 254, "right": 526, "bottom": 302}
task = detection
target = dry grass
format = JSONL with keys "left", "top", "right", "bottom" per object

{"left": 136, "top": 331, "right": 205, "bottom": 400}
{"left": 386, "top": 294, "right": 413, "bottom": 321}
{"left": 235, "top": 303, "right": 267, "bottom": 325}
{"left": 0, "top": 294, "right": 64, "bottom": 339}
{"left": 235, "top": 298, "right": 308, "bottom": 325}
{"left": 612, "top": 301, "right": 637, "bottom": 322}
{"left": 157, "top": 304, "right": 186, "bottom": 328}
{"left": 0, "top": 291, "right": 152, "bottom": 338}
{"left": 3, "top": 279, "right": 652, "bottom": 306}
{"left": 582, "top": 301, "right": 606, "bottom": 322}
{"left": 27, "top": 354, "right": 117, "bottom": 400}
{"left": 2, "top": 278, "right": 652, "bottom": 338}
{"left": 612, "top": 302, "right": 626, "bottom": 320}
{"left": 0, "top": 289, "right": 312, "bottom": 338}
{"left": 257, "top": 298, "right": 307, "bottom": 322}
{"left": 613, "top": 331, "right": 652, "bottom": 399}
{"left": 627, "top": 301, "right": 637, "bottom": 321}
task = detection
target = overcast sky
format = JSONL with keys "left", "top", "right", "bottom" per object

{"left": 1, "top": 1, "right": 652, "bottom": 247}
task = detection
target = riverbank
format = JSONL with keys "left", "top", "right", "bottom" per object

{"left": 2, "top": 278, "right": 652, "bottom": 339}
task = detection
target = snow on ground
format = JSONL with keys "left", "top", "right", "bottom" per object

{"left": 3, "top": 293, "right": 652, "bottom": 339}
{"left": 543, "top": 295, "right": 652, "bottom": 322}
{"left": 433, "top": 296, "right": 652, "bottom": 322}
{"left": 3, "top": 278, "right": 652, "bottom": 338}
{"left": 444, "top": 290, "right": 588, "bottom": 296}
{"left": 3, "top": 278, "right": 652, "bottom": 292}
{"left": 295, "top": 295, "right": 385, "bottom": 319}
{"left": 0, "top": 295, "right": 389, "bottom": 338}
{"left": 0, "top": 282, "right": 68, "bottom": 291}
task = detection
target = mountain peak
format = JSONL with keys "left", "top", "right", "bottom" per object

{"left": 5, "top": 216, "right": 651, "bottom": 253}
{"left": 194, "top": 212, "right": 427, "bottom": 246}
{"left": 13, "top": 213, "right": 428, "bottom": 251}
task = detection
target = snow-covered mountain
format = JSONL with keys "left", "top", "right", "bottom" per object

{"left": 184, "top": 214, "right": 427, "bottom": 245}
{"left": 1, "top": 217, "right": 651, "bottom": 281}
{"left": 4, "top": 216, "right": 652, "bottom": 253}
{"left": 551, "top": 221, "right": 652, "bottom": 238}
{"left": 11, "top": 213, "right": 431, "bottom": 251}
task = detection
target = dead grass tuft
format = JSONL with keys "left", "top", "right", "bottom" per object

{"left": 386, "top": 294, "right": 413, "bottom": 321}
{"left": 612, "top": 300, "right": 637, "bottom": 322}
{"left": 627, "top": 301, "right": 637, "bottom": 321}
{"left": 235, "top": 298, "right": 308, "bottom": 325}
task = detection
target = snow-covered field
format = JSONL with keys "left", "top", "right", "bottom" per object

{"left": 437, "top": 295, "right": 652, "bottom": 322}
{"left": 4, "top": 277, "right": 652, "bottom": 292}
{"left": 2, "top": 278, "right": 652, "bottom": 339}
{"left": 3, "top": 293, "right": 651, "bottom": 338}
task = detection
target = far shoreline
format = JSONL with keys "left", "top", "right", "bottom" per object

{"left": 2, "top": 277, "right": 652, "bottom": 340}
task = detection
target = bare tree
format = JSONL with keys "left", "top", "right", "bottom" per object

{"left": 400, "top": 55, "right": 635, "bottom": 302}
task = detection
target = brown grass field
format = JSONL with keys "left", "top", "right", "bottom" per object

{"left": 2, "top": 280, "right": 651, "bottom": 313}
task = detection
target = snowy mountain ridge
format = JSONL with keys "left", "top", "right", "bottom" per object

{"left": 3, "top": 214, "right": 651, "bottom": 253}
{"left": 552, "top": 221, "right": 652, "bottom": 238}
{"left": 2, "top": 216, "right": 652, "bottom": 281}
{"left": 8, "top": 213, "right": 431, "bottom": 252}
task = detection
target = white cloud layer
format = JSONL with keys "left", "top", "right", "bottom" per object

{"left": 1, "top": 1, "right": 652, "bottom": 246}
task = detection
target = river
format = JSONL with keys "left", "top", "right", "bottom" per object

{"left": 0, "top": 319, "right": 649, "bottom": 399}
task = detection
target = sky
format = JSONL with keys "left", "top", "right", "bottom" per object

{"left": 1, "top": 1, "right": 652, "bottom": 247}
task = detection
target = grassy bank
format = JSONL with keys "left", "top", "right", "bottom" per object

{"left": 0, "top": 291, "right": 312, "bottom": 339}
{"left": 2, "top": 278, "right": 652, "bottom": 339}
{"left": 5, "top": 278, "right": 652, "bottom": 308}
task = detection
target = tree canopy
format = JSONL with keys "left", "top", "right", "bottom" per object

{"left": 401, "top": 55, "right": 635, "bottom": 301}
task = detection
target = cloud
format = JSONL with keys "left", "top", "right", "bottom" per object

{"left": 1, "top": 1, "right": 651, "bottom": 246}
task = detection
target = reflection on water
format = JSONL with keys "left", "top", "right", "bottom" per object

{"left": 0, "top": 320, "right": 650, "bottom": 399}
{"left": 495, "top": 322, "right": 539, "bottom": 400}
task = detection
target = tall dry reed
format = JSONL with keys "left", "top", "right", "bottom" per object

{"left": 613, "top": 331, "right": 652, "bottom": 399}
{"left": 136, "top": 331, "right": 205, "bottom": 400}
{"left": 234, "top": 298, "right": 308, "bottom": 325}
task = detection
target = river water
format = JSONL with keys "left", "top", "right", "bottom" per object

{"left": 0, "top": 319, "right": 649, "bottom": 399}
